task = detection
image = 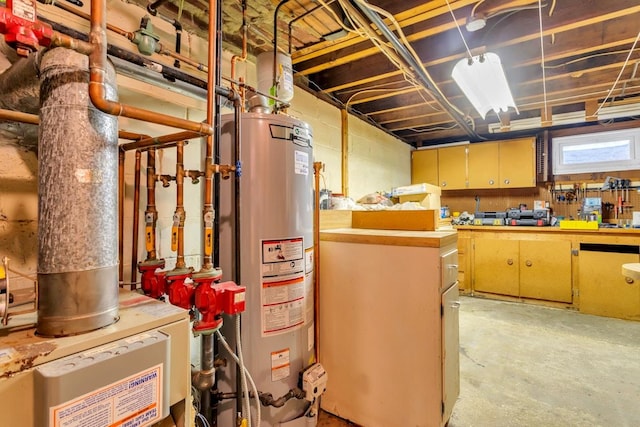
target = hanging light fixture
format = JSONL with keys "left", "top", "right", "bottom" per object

{"left": 452, "top": 53, "right": 518, "bottom": 119}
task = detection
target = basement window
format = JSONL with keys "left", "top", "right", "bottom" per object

{"left": 552, "top": 128, "right": 640, "bottom": 175}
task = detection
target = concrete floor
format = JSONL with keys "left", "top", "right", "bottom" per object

{"left": 318, "top": 295, "right": 640, "bottom": 427}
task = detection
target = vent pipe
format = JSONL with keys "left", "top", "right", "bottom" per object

{"left": 36, "top": 47, "right": 119, "bottom": 337}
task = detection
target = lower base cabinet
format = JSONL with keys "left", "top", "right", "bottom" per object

{"left": 473, "top": 238, "right": 572, "bottom": 303}
{"left": 578, "top": 243, "right": 640, "bottom": 320}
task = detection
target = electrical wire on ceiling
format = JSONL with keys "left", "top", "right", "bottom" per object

{"left": 330, "top": 0, "right": 446, "bottom": 114}
{"left": 349, "top": 0, "right": 467, "bottom": 119}
{"left": 593, "top": 31, "right": 640, "bottom": 118}
{"left": 538, "top": 0, "right": 549, "bottom": 120}
{"left": 544, "top": 50, "right": 637, "bottom": 69}
{"left": 445, "top": 0, "right": 473, "bottom": 60}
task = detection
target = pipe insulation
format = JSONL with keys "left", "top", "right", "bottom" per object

{"left": 36, "top": 47, "right": 119, "bottom": 337}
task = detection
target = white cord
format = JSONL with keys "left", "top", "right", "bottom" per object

{"left": 215, "top": 328, "right": 262, "bottom": 427}
{"left": 538, "top": 0, "right": 549, "bottom": 121}
{"left": 593, "top": 31, "right": 640, "bottom": 118}
{"left": 236, "top": 316, "right": 251, "bottom": 427}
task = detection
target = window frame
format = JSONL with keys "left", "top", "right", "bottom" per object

{"left": 552, "top": 128, "right": 640, "bottom": 175}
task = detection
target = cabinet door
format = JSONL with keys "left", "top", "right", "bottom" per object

{"left": 474, "top": 239, "right": 519, "bottom": 296}
{"left": 519, "top": 240, "right": 572, "bottom": 302}
{"left": 442, "top": 282, "right": 460, "bottom": 424}
{"left": 438, "top": 145, "right": 467, "bottom": 190}
{"left": 579, "top": 247, "right": 640, "bottom": 320}
{"left": 411, "top": 149, "right": 438, "bottom": 185}
{"left": 468, "top": 142, "right": 499, "bottom": 189}
{"left": 499, "top": 137, "right": 536, "bottom": 188}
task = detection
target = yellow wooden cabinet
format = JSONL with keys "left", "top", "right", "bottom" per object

{"left": 425, "top": 137, "right": 536, "bottom": 191}
{"left": 499, "top": 137, "right": 536, "bottom": 188}
{"left": 519, "top": 240, "right": 572, "bottom": 302}
{"left": 411, "top": 149, "right": 439, "bottom": 185}
{"left": 467, "top": 142, "right": 499, "bottom": 189}
{"left": 578, "top": 244, "right": 640, "bottom": 320}
{"left": 458, "top": 226, "right": 640, "bottom": 319}
{"left": 438, "top": 145, "right": 467, "bottom": 190}
{"left": 472, "top": 235, "right": 572, "bottom": 302}
{"left": 474, "top": 238, "right": 519, "bottom": 296}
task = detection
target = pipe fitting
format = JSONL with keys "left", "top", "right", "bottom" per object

{"left": 157, "top": 174, "right": 175, "bottom": 187}
{"left": 192, "top": 368, "right": 216, "bottom": 391}
{"left": 186, "top": 170, "right": 205, "bottom": 184}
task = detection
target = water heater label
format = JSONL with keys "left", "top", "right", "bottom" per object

{"left": 294, "top": 150, "right": 309, "bottom": 175}
{"left": 261, "top": 238, "right": 306, "bottom": 337}
{"left": 270, "top": 348, "right": 291, "bottom": 382}
{"left": 50, "top": 364, "right": 162, "bottom": 427}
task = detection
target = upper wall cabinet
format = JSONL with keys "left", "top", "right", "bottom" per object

{"left": 411, "top": 149, "right": 438, "bottom": 186}
{"left": 499, "top": 137, "right": 536, "bottom": 188}
{"left": 411, "top": 137, "right": 537, "bottom": 190}
{"left": 438, "top": 145, "right": 467, "bottom": 190}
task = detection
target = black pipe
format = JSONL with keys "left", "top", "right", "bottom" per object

{"left": 38, "top": 17, "right": 235, "bottom": 101}
{"left": 211, "top": 0, "right": 223, "bottom": 425}
{"left": 147, "top": 0, "right": 169, "bottom": 16}
{"left": 173, "top": 20, "right": 182, "bottom": 69}
{"left": 272, "top": 0, "right": 292, "bottom": 100}
{"left": 287, "top": 3, "right": 325, "bottom": 54}
{"left": 351, "top": 1, "right": 479, "bottom": 139}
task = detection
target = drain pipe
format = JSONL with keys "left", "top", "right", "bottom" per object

{"left": 37, "top": 47, "right": 119, "bottom": 337}
{"left": 352, "top": 0, "right": 478, "bottom": 139}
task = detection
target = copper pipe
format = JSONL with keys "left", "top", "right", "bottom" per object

{"left": 118, "top": 149, "right": 125, "bottom": 282}
{"left": 200, "top": 0, "right": 217, "bottom": 271}
{"left": 0, "top": 109, "right": 38, "bottom": 124}
{"left": 46, "top": 0, "right": 134, "bottom": 40}
{"left": 145, "top": 148, "right": 159, "bottom": 261}
{"left": 119, "top": 130, "right": 200, "bottom": 151}
{"left": 50, "top": 30, "right": 95, "bottom": 55}
{"left": 157, "top": 44, "right": 207, "bottom": 71}
{"left": 131, "top": 150, "right": 142, "bottom": 288}
{"left": 88, "top": 0, "right": 213, "bottom": 134}
{"left": 175, "top": 141, "right": 186, "bottom": 269}
{"left": 312, "top": 161, "right": 322, "bottom": 363}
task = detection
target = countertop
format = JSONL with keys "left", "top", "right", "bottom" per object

{"left": 455, "top": 225, "right": 640, "bottom": 235}
{"left": 319, "top": 227, "right": 458, "bottom": 248}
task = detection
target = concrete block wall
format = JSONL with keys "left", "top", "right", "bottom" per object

{"left": 0, "top": 3, "right": 411, "bottom": 289}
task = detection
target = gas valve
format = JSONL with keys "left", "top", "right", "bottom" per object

{"left": 193, "top": 280, "right": 246, "bottom": 334}
{"left": 138, "top": 259, "right": 166, "bottom": 299}
{"left": 0, "top": 0, "right": 54, "bottom": 56}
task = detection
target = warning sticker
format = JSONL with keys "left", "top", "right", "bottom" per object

{"left": 271, "top": 348, "right": 291, "bottom": 382}
{"left": 294, "top": 150, "right": 309, "bottom": 176}
{"left": 261, "top": 238, "right": 307, "bottom": 337}
{"left": 50, "top": 364, "right": 162, "bottom": 427}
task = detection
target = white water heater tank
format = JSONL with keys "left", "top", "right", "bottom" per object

{"left": 218, "top": 112, "right": 315, "bottom": 427}
{"left": 257, "top": 51, "right": 295, "bottom": 102}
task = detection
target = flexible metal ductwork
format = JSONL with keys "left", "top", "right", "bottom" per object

{"left": 36, "top": 47, "right": 119, "bottom": 337}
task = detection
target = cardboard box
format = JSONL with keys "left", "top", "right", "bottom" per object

{"left": 320, "top": 210, "right": 353, "bottom": 230}
{"left": 395, "top": 183, "right": 441, "bottom": 210}
{"left": 352, "top": 210, "right": 437, "bottom": 231}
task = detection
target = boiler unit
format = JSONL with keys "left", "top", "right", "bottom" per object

{"left": 217, "top": 112, "right": 321, "bottom": 427}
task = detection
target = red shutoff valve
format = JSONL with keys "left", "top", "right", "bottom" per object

{"left": 193, "top": 280, "right": 246, "bottom": 334}
{"left": 0, "top": 0, "right": 54, "bottom": 56}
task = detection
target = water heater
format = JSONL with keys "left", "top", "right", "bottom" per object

{"left": 218, "top": 112, "right": 316, "bottom": 426}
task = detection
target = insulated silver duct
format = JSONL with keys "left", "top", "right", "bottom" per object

{"left": 36, "top": 47, "right": 119, "bottom": 337}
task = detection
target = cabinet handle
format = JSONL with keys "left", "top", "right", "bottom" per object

{"left": 507, "top": 259, "right": 513, "bottom": 265}
{"left": 451, "top": 301, "right": 461, "bottom": 309}
{"left": 504, "top": 179, "right": 510, "bottom": 185}
{"left": 525, "top": 260, "right": 533, "bottom": 267}
{"left": 442, "top": 181, "right": 447, "bottom": 187}
{"left": 625, "top": 277, "right": 635, "bottom": 284}
{"left": 489, "top": 179, "right": 495, "bottom": 185}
